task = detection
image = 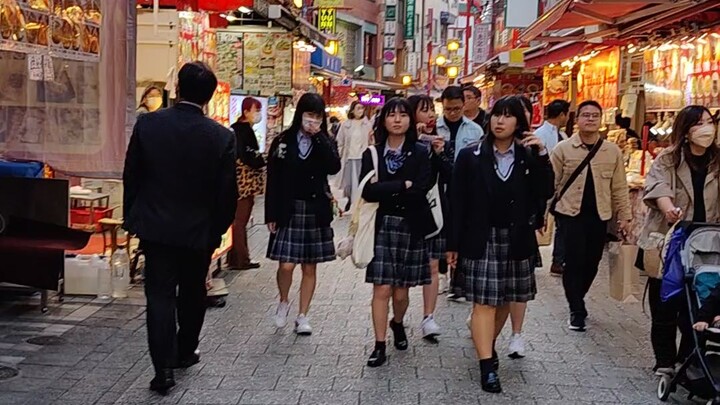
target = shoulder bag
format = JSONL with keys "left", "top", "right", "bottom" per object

{"left": 549, "top": 139, "right": 603, "bottom": 216}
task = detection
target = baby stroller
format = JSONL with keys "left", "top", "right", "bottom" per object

{"left": 658, "top": 222, "right": 720, "bottom": 404}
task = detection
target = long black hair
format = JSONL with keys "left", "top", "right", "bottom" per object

{"left": 484, "top": 96, "right": 530, "bottom": 145}
{"left": 288, "top": 93, "right": 329, "bottom": 136}
{"left": 407, "top": 94, "right": 434, "bottom": 117}
{"left": 373, "top": 97, "right": 418, "bottom": 146}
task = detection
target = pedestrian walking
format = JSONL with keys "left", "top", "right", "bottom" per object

{"left": 337, "top": 101, "right": 373, "bottom": 212}
{"left": 265, "top": 93, "right": 341, "bottom": 336}
{"left": 409, "top": 95, "right": 450, "bottom": 340}
{"left": 229, "top": 97, "right": 266, "bottom": 270}
{"left": 436, "top": 86, "right": 484, "bottom": 300}
{"left": 136, "top": 85, "right": 163, "bottom": 115}
{"left": 550, "top": 100, "right": 632, "bottom": 332}
{"left": 638, "top": 105, "right": 720, "bottom": 375}
{"left": 361, "top": 98, "right": 436, "bottom": 367}
{"left": 463, "top": 85, "right": 487, "bottom": 128}
{"left": 447, "top": 96, "right": 553, "bottom": 393}
{"left": 123, "top": 61, "right": 238, "bottom": 395}
{"left": 534, "top": 99, "right": 571, "bottom": 277}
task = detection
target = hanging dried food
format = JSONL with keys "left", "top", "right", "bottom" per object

{"left": 0, "top": 0, "right": 26, "bottom": 41}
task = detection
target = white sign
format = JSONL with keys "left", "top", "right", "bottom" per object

{"left": 383, "top": 64, "right": 396, "bottom": 77}
{"left": 27, "top": 55, "right": 43, "bottom": 81}
{"left": 384, "top": 35, "right": 395, "bottom": 48}
{"left": 505, "top": 0, "right": 540, "bottom": 28}
{"left": 384, "top": 21, "right": 397, "bottom": 35}
{"left": 43, "top": 55, "right": 55, "bottom": 81}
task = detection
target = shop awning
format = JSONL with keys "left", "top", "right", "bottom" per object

{"left": 460, "top": 49, "right": 527, "bottom": 84}
{"left": 519, "top": 0, "right": 695, "bottom": 43}
{"left": 351, "top": 79, "right": 405, "bottom": 91}
{"left": 524, "top": 41, "right": 588, "bottom": 69}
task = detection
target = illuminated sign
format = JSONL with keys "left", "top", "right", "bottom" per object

{"left": 359, "top": 94, "right": 385, "bottom": 106}
{"left": 318, "top": 8, "right": 336, "bottom": 34}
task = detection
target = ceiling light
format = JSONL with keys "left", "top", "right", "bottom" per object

{"left": 238, "top": 6, "right": 252, "bottom": 13}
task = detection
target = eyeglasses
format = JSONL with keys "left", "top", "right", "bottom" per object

{"left": 579, "top": 113, "right": 601, "bottom": 119}
{"left": 444, "top": 106, "right": 463, "bottom": 113}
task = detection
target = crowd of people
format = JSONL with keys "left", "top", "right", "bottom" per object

{"left": 123, "top": 61, "right": 720, "bottom": 397}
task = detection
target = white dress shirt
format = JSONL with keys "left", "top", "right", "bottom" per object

{"left": 534, "top": 120, "right": 567, "bottom": 153}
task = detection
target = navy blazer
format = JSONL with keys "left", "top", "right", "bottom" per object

{"left": 448, "top": 140, "right": 554, "bottom": 260}
{"left": 123, "top": 103, "right": 239, "bottom": 250}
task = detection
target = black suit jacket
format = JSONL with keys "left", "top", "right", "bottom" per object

{"left": 265, "top": 129, "right": 341, "bottom": 227}
{"left": 448, "top": 140, "right": 554, "bottom": 260}
{"left": 123, "top": 103, "right": 238, "bottom": 251}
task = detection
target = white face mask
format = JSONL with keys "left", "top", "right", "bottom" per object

{"left": 302, "top": 117, "right": 322, "bottom": 135}
{"left": 252, "top": 114, "right": 262, "bottom": 124}
{"left": 691, "top": 124, "right": 716, "bottom": 148}
{"left": 146, "top": 96, "right": 162, "bottom": 111}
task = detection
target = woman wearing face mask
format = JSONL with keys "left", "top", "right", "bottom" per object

{"left": 265, "top": 93, "right": 341, "bottom": 336}
{"left": 229, "top": 97, "right": 266, "bottom": 270}
{"left": 639, "top": 105, "right": 720, "bottom": 375}
{"left": 447, "top": 96, "right": 553, "bottom": 393}
{"left": 361, "top": 98, "right": 435, "bottom": 367}
{"left": 337, "top": 101, "right": 373, "bottom": 212}
{"left": 137, "top": 85, "right": 163, "bottom": 115}
{"left": 408, "top": 95, "right": 450, "bottom": 341}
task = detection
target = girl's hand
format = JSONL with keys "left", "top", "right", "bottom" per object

{"left": 446, "top": 251, "right": 458, "bottom": 269}
{"left": 404, "top": 181, "right": 413, "bottom": 189}
{"left": 267, "top": 222, "right": 277, "bottom": 233}
{"left": 431, "top": 138, "right": 445, "bottom": 154}
{"left": 521, "top": 133, "right": 546, "bottom": 153}
{"left": 694, "top": 321, "right": 709, "bottom": 332}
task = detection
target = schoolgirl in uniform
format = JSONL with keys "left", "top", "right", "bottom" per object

{"left": 360, "top": 97, "right": 435, "bottom": 367}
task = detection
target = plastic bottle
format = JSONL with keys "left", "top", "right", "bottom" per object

{"left": 111, "top": 249, "right": 129, "bottom": 299}
{"left": 95, "top": 255, "right": 112, "bottom": 300}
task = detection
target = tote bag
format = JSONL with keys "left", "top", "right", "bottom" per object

{"left": 350, "top": 146, "right": 380, "bottom": 268}
{"left": 425, "top": 178, "right": 443, "bottom": 239}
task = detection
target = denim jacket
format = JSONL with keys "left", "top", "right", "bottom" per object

{"left": 436, "top": 116, "right": 485, "bottom": 161}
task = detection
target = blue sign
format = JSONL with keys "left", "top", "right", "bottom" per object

{"left": 311, "top": 48, "right": 342, "bottom": 74}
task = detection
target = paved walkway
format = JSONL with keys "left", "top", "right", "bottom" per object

{"left": 0, "top": 204, "right": 690, "bottom": 404}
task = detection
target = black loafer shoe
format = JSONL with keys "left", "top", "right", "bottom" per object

{"left": 174, "top": 352, "right": 200, "bottom": 368}
{"left": 367, "top": 349, "right": 387, "bottom": 367}
{"left": 389, "top": 320, "right": 408, "bottom": 351}
{"left": 236, "top": 262, "right": 261, "bottom": 270}
{"left": 481, "top": 371, "right": 502, "bottom": 393}
{"left": 149, "top": 369, "right": 175, "bottom": 395}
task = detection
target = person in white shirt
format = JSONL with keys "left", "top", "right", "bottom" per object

{"left": 337, "top": 101, "right": 373, "bottom": 211}
{"left": 534, "top": 100, "right": 571, "bottom": 153}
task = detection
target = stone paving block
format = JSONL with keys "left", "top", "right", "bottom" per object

{"left": 389, "top": 377, "right": 447, "bottom": 393}
{"left": 252, "top": 363, "right": 310, "bottom": 377}
{"left": 333, "top": 376, "right": 390, "bottom": 392}
{"left": 219, "top": 375, "right": 278, "bottom": 390}
{"left": 415, "top": 366, "right": 470, "bottom": 381}
{"left": 299, "top": 390, "right": 360, "bottom": 405}
{"left": 308, "top": 364, "right": 362, "bottom": 378}
{"left": 0, "top": 376, "right": 52, "bottom": 392}
{"left": 275, "top": 376, "right": 334, "bottom": 391}
{"left": 115, "top": 387, "right": 187, "bottom": 404}
{"left": 419, "top": 392, "right": 480, "bottom": 405}
{"left": 360, "top": 390, "right": 419, "bottom": 405}
{"left": 179, "top": 389, "right": 244, "bottom": 404}
{"left": 0, "top": 392, "right": 31, "bottom": 405}
{"left": 555, "top": 385, "right": 620, "bottom": 403}
{"left": 238, "top": 389, "right": 301, "bottom": 405}
{"left": 285, "top": 354, "right": 337, "bottom": 366}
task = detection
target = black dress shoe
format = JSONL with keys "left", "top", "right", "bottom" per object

{"left": 149, "top": 369, "right": 175, "bottom": 395}
{"left": 367, "top": 349, "right": 387, "bottom": 367}
{"left": 236, "top": 262, "right": 261, "bottom": 270}
{"left": 481, "top": 371, "right": 502, "bottom": 393}
{"left": 174, "top": 352, "right": 200, "bottom": 368}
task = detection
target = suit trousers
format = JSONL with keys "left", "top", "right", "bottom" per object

{"left": 229, "top": 197, "right": 254, "bottom": 267}
{"left": 143, "top": 241, "right": 212, "bottom": 374}
{"left": 559, "top": 214, "right": 607, "bottom": 317}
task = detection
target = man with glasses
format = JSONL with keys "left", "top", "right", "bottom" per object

{"left": 463, "top": 85, "right": 486, "bottom": 128}
{"left": 550, "top": 100, "right": 631, "bottom": 332}
{"left": 436, "top": 86, "right": 484, "bottom": 301}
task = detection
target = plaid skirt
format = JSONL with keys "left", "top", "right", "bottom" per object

{"left": 464, "top": 227, "right": 536, "bottom": 306}
{"left": 268, "top": 200, "right": 336, "bottom": 264}
{"left": 366, "top": 215, "right": 430, "bottom": 287}
{"left": 425, "top": 233, "right": 446, "bottom": 260}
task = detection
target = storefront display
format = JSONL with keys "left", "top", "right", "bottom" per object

{"left": 216, "top": 31, "right": 243, "bottom": 88}
{"left": 209, "top": 81, "right": 230, "bottom": 126}
{"left": 542, "top": 65, "right": 570, "bottom": 105}
{"left": 242, "top": 32, "right": 292, "bottom": 95}
{"left": 577, "top": 48, "right": 619, "bottom": 110}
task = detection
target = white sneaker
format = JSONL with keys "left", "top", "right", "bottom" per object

{"left": 439, "top": 274, "right": 449, "bottom": 294}
{"left": 294, "top": 314, "right": 312, "bottom": 335}
{"left": 274, "top": 301, "right": 290, "bottom": 328}
{"left": 508, "top": 333, "right": 526, "bottom": 359}
{"left": 420, "top": 315, "right": 441, "bottom": 338}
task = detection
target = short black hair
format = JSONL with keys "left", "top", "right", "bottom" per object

{"left": 485, "top": 96, "right": 529, "bottom": 144}
{"left": 546, "top": 99, "right": 570, "bottom": 119}
{"left": 577, "top": 100, "right": 602, "bottom": 115}
{"left": 178, "top": 61, "right": 218, "bottom": 105}
{"left": 462, "top": 85, "right": 481, "bottom": 98}
{"left": 441, "top": 86, "right": 464, "bottom": 102}
{"left": 329, "top": 116, "right": 339, "bottom": 123}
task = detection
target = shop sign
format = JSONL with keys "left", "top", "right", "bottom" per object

{"left": 317, "top": 8, "right": 336, "bottom": 34}
{"left": 383, "top": 0, "right": 398, "bottom": 78}
{"left": 359, "top": 93, "right": 385, "bottom": 106}
{"left": 404, "top": 0, "right": 415, "bottom": 39}
{"left": 473, "top": 22, "right": 491, "bottom": 65}
{"left": 385, "top": 6, "right": 396, "bottom": 20}
{"left": 310, "top": 47, "right": 342, "bottom": 73}
{"left": 242, "top": 32, "right": 293, "bottom": 95}
{"left": 316, "top": 0, "right": 344, "bottom": 7}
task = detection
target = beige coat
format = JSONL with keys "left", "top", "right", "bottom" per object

{"left": 638, "top": 149, "right": 720, "bottom": 250}
{"left": 550, "top": 134, "right": 632, "bottom": 221}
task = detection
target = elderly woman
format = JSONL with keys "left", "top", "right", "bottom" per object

{"left": 639, "top": 105, "right": 720, "bottom": 376}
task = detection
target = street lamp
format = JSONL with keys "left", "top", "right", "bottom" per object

{"left": 401, "top": 74, "right": 413, "bottom": 86}
{"left": 293, "top": 0, "right": 303, "bottom": 8}
{"left": 447, "top": 66, "right": 459, "bottom": 79}
{"left": 326, "top": 40, "right": 338, "bottom": 56}
{"left": 435, "top": 55, "right": 447, "bottom": 66}
{"left": 447, "top": 39, "right": 460, "bottom": 52}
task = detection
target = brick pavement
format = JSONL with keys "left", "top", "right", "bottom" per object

{"left": 0, "top": 203, "right": 693, "bottom": 405}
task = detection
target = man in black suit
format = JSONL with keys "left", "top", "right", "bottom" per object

{"left": 123, "top": 61, "right": 238, "bottom": 394}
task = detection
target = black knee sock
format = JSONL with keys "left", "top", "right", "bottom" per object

{"left": 374, "top": 341, "right": 386, "bottom": 351}
{"left": 479, "top": 359, "right": 495, "bottom": 376}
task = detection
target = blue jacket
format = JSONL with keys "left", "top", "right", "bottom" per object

{"left": 436, "top": 116, "right": 485, "bottom": 161}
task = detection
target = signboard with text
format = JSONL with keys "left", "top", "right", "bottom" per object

{"left": 317, "top": 8, "right": 336, "bottom": 33}
{"left": 382, "top": 0, "right": 398, "bottom": 78}
{"left": 404, "top": 0, "right": 415, "bottom": 39}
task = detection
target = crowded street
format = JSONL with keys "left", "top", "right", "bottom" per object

{"left": 0, "top": 201, "right": 662, "bottom": 404}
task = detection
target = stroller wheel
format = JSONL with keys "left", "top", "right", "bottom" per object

{"left": 658, "top": 374, "right": 673, "bottom": 401}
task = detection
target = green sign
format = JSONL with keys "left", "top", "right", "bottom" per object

{"left": 385, "top": 5, "right": 396, "bottom": 21}
{"left": 404, "top": 0, "right": 415, "bottom": 39}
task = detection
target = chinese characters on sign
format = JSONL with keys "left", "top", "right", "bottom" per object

{"left": 383, "top": 0, "right": 397, "bottom": 78}
{"left": 317, "top": 8, "right": 336, "bottom": 34}
{"left": 404, "top": 0, "right": 415, "bottom": 39}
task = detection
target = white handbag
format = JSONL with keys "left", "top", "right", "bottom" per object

{"left": 336, "top": 146, "right": 380, "bottom": 269}
{"left": 425, "top": 177, "right": 443, "bottom": 239}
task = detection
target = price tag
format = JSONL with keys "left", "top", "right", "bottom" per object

{"left": 43, "top": 55, "right": 55, "bottom": 81}
{"left": 27, "top": 55, "right": 43, "bottom": 81}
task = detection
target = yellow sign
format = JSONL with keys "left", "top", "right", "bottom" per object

{"left": 317, "top": 0, "right": 343, "bottom": 7}
{"left": 318, "top": 8, "right": 336, "bottom": 34}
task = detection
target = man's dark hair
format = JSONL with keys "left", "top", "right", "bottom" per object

{"left": 547, "top": 100, "right": 570, "bottom": 119}
{"left": 462, "top": 85, "right": 481, "bottom": 98}
{"left": 178, "top": 61, "right": 218, "bottom": 106}
{"left": 329, "top": 116, "right": 339, "bottom": 123}
{"left": 441, "top": 86, "right": 464, "bottom": 102}
{"left": 577, "top": 100, "right": 603, "bottom": 115}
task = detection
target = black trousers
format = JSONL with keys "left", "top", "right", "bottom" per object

{"left": 551, "top": 215, "right": 566, "bottom": 265}
{"left": 559, "top": 214, "right": 607, "bottom": 316}
{"left": 648, "top": 277, "right": 693, "bottom": 367}
{"left": 143, "top": 241, "right": 212, "bottom": 374}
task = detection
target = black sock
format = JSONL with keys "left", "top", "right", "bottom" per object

{"left": 374, "top": 341, "right": 386, "bottom": 351}
{"left": 479, "top": 359, "right": 495, "bottom": 376}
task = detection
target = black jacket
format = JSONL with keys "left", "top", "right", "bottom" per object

{"left": 231, "top": 121, "right": 266, "bottom": 169}
{"left": 448, "top": 140, "right": 554, "bottom": 260}
{"left": 265, "top": 130, "right": 341, "bottom": 227}
{"left": 123, "top": 103, "right": 238, "bottom": 250}
{"left": 360, "top": 142, "right": 436, "bottom": 239}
